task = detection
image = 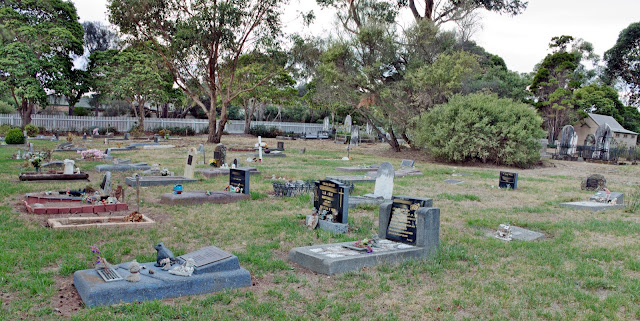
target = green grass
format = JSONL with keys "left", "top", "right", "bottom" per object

{"left": 436, "top": 192, "right": 481, "bottom": 202}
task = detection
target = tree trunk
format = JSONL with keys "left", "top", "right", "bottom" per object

{"left": 387, "top": 127, "right": 401, "bottom": 152}
{"left": 68, "top": 105, "right": 75, "bottom": 116}
{"left": 20, "top": 99, "right": 33, "bottom": 126}
{"left": 207, "top": 115, "right": 218, "bottom": 143}
{"left": 137, "top": 100, "right": 146, "bottom": 130}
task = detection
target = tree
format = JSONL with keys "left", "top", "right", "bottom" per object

{"left": 604, "top": 22, "right": 640, "bottom": 106}
{"left": 89, "top": 44, "right": 173, "bottom": 130}
{"left": 82, "top": 21, "right": 120, "bottom": 54}
{"left": 108, "top": 0, "right": 289, "bottom": 143}
{"left": 574, "top": 84, "right": 640, "bottom": 134}
{"left": 0, "top": 0, "right": 84, "bottom": 126}
{"left": 530, "top": 35, "right": 597, "bottom": 143}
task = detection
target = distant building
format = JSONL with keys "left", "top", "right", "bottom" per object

{"left": 575, "top": 113, "right": 638, "bottom": 147}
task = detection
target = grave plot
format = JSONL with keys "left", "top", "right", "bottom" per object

{"left": 96, "top": 163, "right": 151, "bottom": 172}
{"left": 335, "top": 164, "right": 380, "bottom": 172}
{"left": 325, "top": 175, "right": 376, "bottom": 183}
{"left": 559, "top": 190, "right": 625, "bottom": 211}
{"left": 350, "top": 162, "right": 394, "bottom": 208}
{"left": 19, "top": 159, "right": 89, "bottom": 181}
{"left": 47, "top": 213, "right": 154, "bottom": 230}
{"left": 126, "top": 147, "right": 198, "bottom": 186}
{"left": 291, "top": 196, "right": 439, "bottom": 275}
{"left": 306, "top": 179, "right": 350, "bottom": 234}
{"left": 73, "top": 244, "right": 250, "bottom": 307}
{"left": 160, "top": 168, "right": 252, "bottom": 205}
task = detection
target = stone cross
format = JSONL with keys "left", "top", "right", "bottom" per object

{"left": 184, "top": 147, "right": 197, "bottom": 179}
{"left": 255, "top": 136, "right": 266, "bottom": 161}
{"left": 370, "top": 162, "right": 394, "bottom": 199}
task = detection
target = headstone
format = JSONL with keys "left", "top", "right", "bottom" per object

{"left": 63, "top": 159, "right": 75, "bottom": 175}
{"left": 581, "top": 174, "right": 606, "bottom": 191}
{"left": 232, "top": 159, "right": 239, "bottom": 168}
{"left": 254, "top": 137, "right": 266, "bottom": 161}
{"left": 498, "top": 171, "right": 518, "bottom": 189}
{"left": 124, "top": 133, "right": 130, "bottom": 140}
{"left": 277, "top": 142, "right": 284, "bottom": 151}
{"left": 368, "top": 162, "right": 394, "bottom": 199}
{"left": 385, "top": 196, "right": 431, "bottom": 245}
{"left": 83, "top": 133, "right": 87, "bottom": 140}
{"left": 299, "top": 147, "right": 306, "bottom": 154}
{"left": 350, "top": 125, "right": 359, "bottom": 146}
{"left": 365, "top": 122, "right": 372, "bottom": 135}
{"left": 154, "top": 135, "right": 159, "bottom": 143}
{"left": 592, "top": 124, "right": 613, "bottom": 161}
{"left": 558, "top": 125, "right": 577, "bottom": 156}
{"left": 323, "top": 117, "right": 330, "bottom": 131}
{"left": 198, "top": 144, "right": 204, "bottom": 154}
{"left": 344, "top": 115, "right": 352, "bottom": 133}
{"left": 55, "top": 131, "right": 59, "bottom": 141}
{"left": 401, "top": 159, "right": 415, "bottom": 167}
{"left": 184, "top": 147, "right": 197, "bottom": 179}
{"left": 213, "top": 144, "right": 226, "bottom": 167}
{"left": 229, "top": 168, "right": 250, "bottom": 195}
{"left": 100, "top": 172, "right": 112, "bottom": 195}
{"left": 28, "top": 143, "right": 33, "bottom": 153}
{"left": 314, "top": 180, "right": 349, "bottom": 224}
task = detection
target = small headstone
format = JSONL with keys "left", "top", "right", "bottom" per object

{"left": 323, "top": 117, "right": 330, "bottom": 131}
{"left": 229, "top": 168, "right": 250, "bottom": 194}
{"left": 370, "top": 162, "right": 394, "bottom": 199}
{"left": 232, "top": 159, "right": 239, "bottom": 168}
{"left": 300, "top": 147, "right": 306, "bottom": 154}
{"left": 277, "top": 142, "right": 284, "bottom": 150}
{"left": 498, "top": 171, "right": 518, "bottom": 189}
{"left": 400, "top": 159, "right": 415, "bottom": 168}
{"left": 184, "top": 147, "right": 197, "bottom": 179}
{"left": 29, "top": 143, "right": 33, "bottom": 153}
{"left": 214, "top": 144, "right": 226, "bottom": 167}
{"left": 198, "top": 144, "right": 204, "bottom": 154}
{"left": 154, "top": 135, "right": 159, "bottom": 143}
{"left": 581, "top": 174, "right": 606, "bottom": 191}
{"left": 100, "top": 172, "right": 112, "bottom": 195}
{"left": 124, "top": 133, "right": 130, "bottom": 140}
{"left": 63, "top": 159, "right": 75, "bottom": 175}
{"left": 344, "top": 115, "right": 352, "bottom": 133}
{"left": 350, "top": 125, "right": 359, "bottom": 146}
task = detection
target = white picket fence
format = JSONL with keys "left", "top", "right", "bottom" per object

{"left": 0, "top": 114, "right": 326, "bottom": 135}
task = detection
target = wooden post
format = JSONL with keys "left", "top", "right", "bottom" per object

{"left": 136, "top": 175, "right": 140, "bottom": 213}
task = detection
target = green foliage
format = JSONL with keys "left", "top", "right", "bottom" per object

{"left": 0, "top": 124, "right": 13, "bottom": 136}
{"left": 0, "top": 100, "right": 15, "bottom": 114}
{"left": 24, "top": 124, "right": 39, "bottom": 137}
{"left": 151, "top": 126, "right": 195, "bottom": 136}
{"left": 249, "top": 125, "right": 281, "bottom": 138}
{"left": 72, "top": 107, "right": 90, "bottom": 116}
{"left": 604, "top": 22, "right": 640, "bottom": 106}
{"left": 411, "top": 93, "right": 545, "bottom": 168}
{"left": 5, "top": 128, "right": 25, "bottom": 144}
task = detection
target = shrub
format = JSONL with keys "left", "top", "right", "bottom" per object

{"left": 5, "top": 128, "right": 25, "bottom": 144}
{"left": 73, "top": 107, "right": 90, "bottom": 116}
{"left": 152, "top": 126, "right": 195, "bottom": 136}
{"left": 25, "top": 124, "right": 39, "bottom": 137}
{"left": 249, "top": 125, "right": 281, "bottom": 138}
{"left": 128, "top": 126, "right": 144, "bottom": 137}
{"left": 411, "top": 93, "right": 545, "bottom": 168}
{"left": 0, "top": 101, "right": 15, "bottom": 114}
{"left": 0, "top": 124, "right": 13, "bottom": 136}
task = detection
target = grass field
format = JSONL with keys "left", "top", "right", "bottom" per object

{"left": 1, "top": 135, "right": 639, "bottom": 320}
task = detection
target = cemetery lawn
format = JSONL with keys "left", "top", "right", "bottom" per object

{"left": 1, "top": 135, "right": 640, "bottom": 320}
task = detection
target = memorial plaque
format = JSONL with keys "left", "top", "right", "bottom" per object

{"left": 386, "top": 197, "right": 428, "bottom": 245}
{"left": 277, "top": 142, "right": 284, "bottom": 150}
{"left": 499, "top": 171, "right": 518, "bottom": 189}
{"left": 586, "top": 178, "right": 598, "bottom": 189}
{"left": 187, "top": 155, "right": 193, "bottom": 166}
{"left": 314, "top": 179, "right": 349, "bottom": 224}
{"left": 401, "top": 159, "right": 415, "bottom": 167}
{"left": 229, "top": 168, "right": 250, "bottom": 194}
{"left": 178, "top": 246, "right": 233, "bottom": 267}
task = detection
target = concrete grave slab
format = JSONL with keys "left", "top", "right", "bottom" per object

{"left": 325, "top": 175, "right": 376, "bottom": 183}
{"left": 444, "top": 179, "right": 464, "bottom": 185}
{"left": 96, "top": 163, "right": 151, "bottom": 172}
{"left": 335, "top": 165, "right": 380, "bottom": 172}
{"left": 197, "top": 167, "right": 260, "bottom": 178}
{"left": 560, "top": 192, "right": 624, "bottom": 211}
{"left": 47, "top": 215, "right": 154, "bottom": 229}
{"left": 252, "top": 151, "right": 286, "bottom": 157}
{"left": 159, "top": 191, "right": 250, "bottom": 205}
{"left": 125, "top": 176, "right": 197, "bottom": 187}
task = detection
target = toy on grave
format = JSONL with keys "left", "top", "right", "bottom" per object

{"left": 154, "top": 242, "right": 176, "bottom": 267}
{"left": 169, "top": 258, "right": 196, "bottom": 277}
{"left": 160, "top": 258, "right": 172, "bottom": 270}
{"left": 173, "top": 184, "right": 183, "bottom": 194}
{"left": 125, "top": 260, "right": 141, "bottom": 282}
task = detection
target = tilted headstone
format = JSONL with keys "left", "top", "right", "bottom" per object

{"left": 499, "top": 171, "right": 518, "bottom": 189}
{"left": 559, "top": 125, "right": 577, "bottom": 156}
{"left": 323, "top": 117, "right": 330, "bottom": 131}
{"left": 401, "top": 159, "right": 415, "bottom": 167}
{"left": 350, "top": 125, "right": 359, "bottom": 146}
{"left": 367, "top": 162, "right": 394, "bottom": 199}
{"left": 314, "top": 179, "right": 349, "bottom": 224}
{"left": 100, "top": 171, "right": 112, "bottom": 195}
{"left": 344, "top": 115, "right": 352, "bottom": 133}
{"left": 213, "top": 144, "right": 226, "bottom": 167}
{"left": 184, "top": 147, "right": 197, "bottom": 179}
{"left": 592, "top": 124, "right": 612, "bottom": 161}
{"left": 229, "top": 168, "right": 250, "bottom": 194}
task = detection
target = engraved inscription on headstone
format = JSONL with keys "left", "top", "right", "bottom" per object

{"left": 229, "top": 168, "right": 250, "bottom": 194}
{"left": 314, "top": 180, "right": 349, "bottom": 224}
{"left": 178, "top": 246, "right": 232, "bottom": 267}
{"left": 499, "top": 171, "right": 518, "bottom": 189}
{"left": 187, "top": 155, "right": 193, "bottom": 166}
{"left": 386, "top": 197, "right": 428, "bottom": 245}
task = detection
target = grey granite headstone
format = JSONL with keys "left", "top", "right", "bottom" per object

{"left": 400, "top": 159, "right": 414, "bottom": 167}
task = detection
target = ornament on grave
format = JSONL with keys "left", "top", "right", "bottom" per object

{"left": 173, "top": 184, "right": 183, "bottom": 194}
{"left": 154, "top": 242, "right": 175, "bottom": 267}
{"left": 169, "top": 258, "right": 196, "bottom": 277}
{"left": 495, "top": 224, "right": 513, "bottom": 241}
{"left": 160, "top": 258, "right": 171, "bottom": 270}
{"left": 125, "top": 260, "right": 141, "bottom": 282}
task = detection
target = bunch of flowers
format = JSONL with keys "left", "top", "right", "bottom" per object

{"left": 78, "top": 149, "right": 105, "bottom": 160}
{"left": 354, "top": 238, "right": 375, "bottom": 253}
{"left": 90, "top": 245, "right": 103, "bottom": 265}
{"left": 209, "top": 159, "right": 217, "bottom": 167}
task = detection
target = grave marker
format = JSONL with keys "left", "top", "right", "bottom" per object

{"left": 385, "top": 196, "right": 430, "bottom": 245}
{"left": 401, "top": 159, "right": 415, "bottom": 167}
{"left": 255, "top": 136, "right": 266, "bottom": 161}
{"left": 277, "top": 141, "right": 284, "bottom": 150}
{"left": 184, "top": 147, "right": 197, "bottom": 179}
{"left": 499, "top": 171, "right": 518, "bottom": 189}
{"left": 100, "top": 172, "right": 112, "bottom": 195}
{"left": 350, "top": 125, "right": 359, "bottom": 146}
{"left": 323, "top": 117, "right": 330, "bottom": 131}
{"left": 344, "top": 115, "right": 352, "bottom": 133}
{"left": 370, "top": 162, "right": 394, "bottom": 199}
{"left": 314, "top": 180, "right": 349, "bottom": 224}
{"left": 229, "top": 168, "right": 250, "bottom": 194}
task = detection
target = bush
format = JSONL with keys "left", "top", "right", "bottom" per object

{"left": 0, "top": 101, "right": 15, "bottom": 114}
{"left": 411, "top": 93, "right": 545, "bottom": 168}
{"left": 249, "top": 125, "right": 281, "bottom": 138}
{"left": 73, "top": 107, "right": 90, "bottom": 116}
{"left": 5, "top": 128, "right": 25, "bottom": 144}
{"left": 0, "top": 124, "right": 13, "bottom": 136}
{"left": 25, "top": 124, "right": 39, "bottom": 137}
{"left": 151, "top": 126, "right": 195, "bottom": 136}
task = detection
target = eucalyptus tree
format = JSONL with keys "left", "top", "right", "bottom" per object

{"left": 605, "top": 22, "right": 640, "bottom": 107}
{"left": 108, "top": 0, "right": 289, "bottom": 143}
{"left": 0, "top": 0, "right": 84, "bottom": 125}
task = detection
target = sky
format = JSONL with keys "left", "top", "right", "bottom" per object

{"left": 71, "top": 0, "right": 640, "bottom": 74}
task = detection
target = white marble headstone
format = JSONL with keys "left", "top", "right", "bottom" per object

{"left": 184, "top": 147, "right": 197, "bottom": 179}
{"left": 372, "top": 162, "right": 394, "bottom": 199}
{"left": 323, "top": 117, "right": 330, "bottom": 131}
{"left": 63, "top": 159, "right": 75, "bottom": 175}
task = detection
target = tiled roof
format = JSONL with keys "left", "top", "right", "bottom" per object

{"left": 588, "top": 113, "right": 638, "bottom": 135}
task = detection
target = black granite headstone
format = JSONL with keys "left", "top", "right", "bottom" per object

{"left": 229, "top": 168, "right": 250, "bottom": 194}
{"left": 313, "top": 180, "right": 349, "bottom": 224}
{"left": 385, "top": 196, "right": 429, "bottom": 245}
{"left": 499, "top": 171, "right": 518, "bottom": 189}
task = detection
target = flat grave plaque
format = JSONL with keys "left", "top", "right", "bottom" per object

{"left": 386, "top": 197, "right": 428, "bottom": 245}
{"left": 178, "top": 246, "right": 233, "bottom": 267}
{"left": 499, "top": 171, "right": 518, "bottom": 189}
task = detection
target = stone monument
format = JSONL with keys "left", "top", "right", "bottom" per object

{"left": 592, "top": 124, "right": 613, "bottom": 161}
{"left": 350, "top": 125, "right": 359, "bottom": 146}
{"left": 184, "top": 147, "right": 197, "bottom": 179}
{"left": 349, "top": 162, "right": 394, "bottom": 208}
{"left": 344, "top": 115, "right": 352, "bottom": 133}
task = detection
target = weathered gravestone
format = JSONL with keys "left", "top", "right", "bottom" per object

{"left": 344, "top": 115, "right": 352, "bottom": 133}
{"left": 323, "top": 117, "right": 330, "bottom": 131}
{"left": 100, "top": 172, "right": 112, "bottom": 195}
{"left": 558, "top": 125, "right": 578, "bottom": 157}
{"left": 349, "top": 162, "right": 394, "bottom": 208}
{"left": 581, "top": 174, "right": 606, "bottom": 191}
{"left": 366, "top": 122, "right": 372, "bottom": 135}
{"left": 592, "top": 124, "right": 613, "bottom": 161}
{"left": 184, "top": 147, "right": 197, "bottom": 179}
{"left": 213, "top": 144, "right": 226, "bottom": 167}
{"left": 311, "top": 179, "right": 350, "bottom": 233}
{"left": 401, "top": 159, "right": 415, "bottom": 167}
{"left": 499, "top": 171, "right": 518, "bottom": 189}
{"left": 73, "top": 244, "right": 251, "bottom": 307}
{"left": 350, "top": 125, "right": 359, "bottom": 146}
{"left": 290, "top": 196, "right": 439, "bottom": 275}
